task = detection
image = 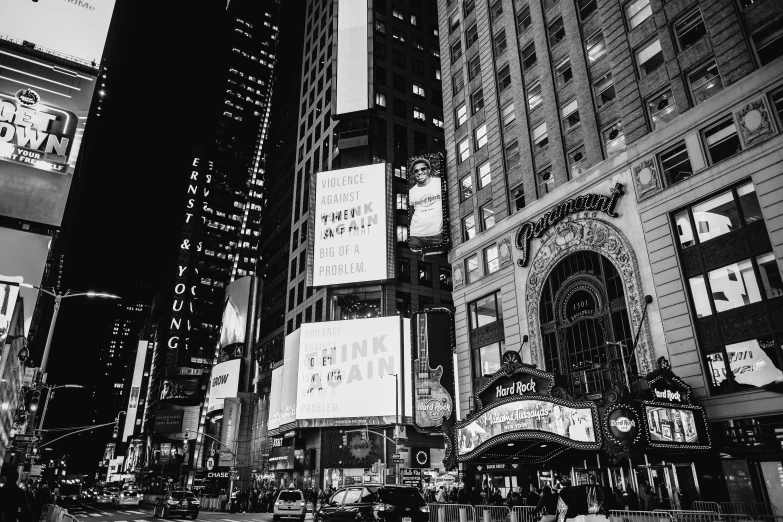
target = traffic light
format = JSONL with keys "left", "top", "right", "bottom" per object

{"left": 29, "top": 389, "right": 41, "bottom": 412}
{"left": 341, "top": 430, "right": 347, "bottom": 446}
{"left": 112, "top": 424, "right": 119, "bottom": 438}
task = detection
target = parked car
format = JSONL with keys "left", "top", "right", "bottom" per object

{"left": 314, "top": 485, "right": 429, "bottom": 522}
{"left": 80, "top": 488, "right": 97, "bottom": 503}
{"left": 273, "top": 488, "right": 306, "bottom": 522}
{"left": 153, "top": 490, "right": 200, "bottom": 519}
{"left": 113, "top": 488, "right": 141, "bottom": 506}
{"left": 92, "top": 488, "right": 114, "bottom": 505}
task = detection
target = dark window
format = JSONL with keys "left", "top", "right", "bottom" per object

{"left": 469, "top": 292, "right": 504, "bottom": 376}
{"left": 398, "top": 259, "right": 410, "bottom": 282}
{"left": 752, "top": 21, "right": 783, "bottom": 65}
{"left": 703, "top": 116, "right": 742, "bottom": 164}
{"left": 471, "top": 88, "right": 484, "bottom": 113}
{"left": 505, "top": 140, "right": 521, "bottom": 170}
{"left": 688, "top": 60, "right": 723, "bottom": 105}
{"left": 493, "top": 29, "right": 507, "bottom": 56}
{"left": 561, "top": 99, "right": 580, "bottom": 131}
{"left": 439, "top": 266, "right": 453, "bottom": 290}
{"left": 659, "top": 142, "right": 693, "bottom": 186}
{"left": 548, "top": 17, "right": 565, "bottom": 47}
{"left": 464, "top": 0, "right": 476, "bottom": 16}
{"left": 497, "top": 64, "right": 512, "bottom": 92}
{"left": 393, "top": 73, "right": 406, "bottom": 92}
{"left": 512, "top": 185, "right": 525, "bottom": 211}
{"left": 466, "top": 23, "right": 479, "bottom": 47}
{"left": 637, "top": 39, "right": 664, "bottom": 77}
{"left": 537, "top": 165, "right": 553, "bottom": 196}
{"left": 577, "top": 0, "right": 597, "bottom": 20}
{"left": 522, "top": 43, "right": 537, "bottom": 71}
{"left": 772, "top": 88, "right": 783, "bottom": 127}
{"left": 468, "top": 54, "right": 481, "bottom": 80}
{"left": 517, "top": 5, "right": 531, "bottom": 33}
{"left": 555, "top": 58, "right": 572, "bottom": 88}
{"left": 593, "top": 72, "right": 616, "bottom": 108}
{"left": 603, "top": 120, "right": 625, "bottom": 157}
{"left": 450, "top": 11, "right": 461, "bottom": 33}
{"left": 418, "top": 262, "right": 432, "bottom": 285}
{"left": 674, "top": 9, "right": 706, "bottom": 51}
{"left": 453, "top": 73, "right": 465, "bottom": 95}
{"left": 451, "top": 40, "right": 463, "bottom": 63}
{"left": 490, "top": 0, "right": 503, "bottom": 22}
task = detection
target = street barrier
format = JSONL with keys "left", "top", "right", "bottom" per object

{"left": 476, "top": 505, "right": 510, "bottom": 522}
{"left": 693, "top": 503, "right": 721, "bottom": 514}
{"left": 429, "top": 503, "right": 477, "bottom": 522}
{"left": 511, "top": 505, "right": 537, "bottom": 522}
{"left": 721, "top": 504, "right": 777, "bottom": 518}
{"left": 610, "top": 509, "right": 675, "bottom": 522}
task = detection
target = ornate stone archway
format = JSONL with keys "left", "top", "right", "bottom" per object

{"left": 524, "top": 215, "right": 655, "bottom": 375}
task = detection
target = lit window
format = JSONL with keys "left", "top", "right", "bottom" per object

{"left": 502, "top": 103, "right": 515, "bottom": 127}
{"left": 637, "top": 39, "right": 664, "bottom": 77}
{"left": 626, "top": 0, "right": 652, "bottom": 29}
{"left": 413, "top": 82, "right": 425, "bottom": 96}
{"left": 478, "top": 162, "right": 491, "bottom": 188}
{"left": 432, "top": 116, "right": 444, "bottom": 128}
{"left": 485, "top": 245, "right": 500, "bottom": 274}
{"left": 463, "top": 215, "right": 476, "bottom": 241}
{"left": 481, "top": 204, "right": 495, "bottom": 230}
{"left": 475, "top": 124, "right": 488, "bottom": 149}
{"left": 593, "top": 72, "right": 616, "bottom": 108}
{"left": 375, "top": 92, "right": 386, "bottom": 106}
{"left": 505, "top": 140, "right": 521, "bottom": 170}
{"left": 458, "top": 138, "right": 470, "bottom": 163}
{"left": 603, "top": 121, "right": 625, "bottom": 157}
{"left": 532, "top": 122, "right": 548, "bottom": 150}
{"left": 527, "top": 81, "right": 542, "bottom": 111}
{"left": 414, "top": 106, "right": 425, "bottom": 121}
{"left": 393, "top": 7, "right": 404, "bottom": 19}
{"left": 688, "top": 60, "right": 723, "bottom": 105}
{"left": 456, "top": 104, "right": 467, "bottom": 126}
{"left": 466, "top": 254, "right": 480, "bottom": 283}
{"left": 396, "top": 225, "right": 409, "bottom": 242}
{"left": 586, "top": 31, "right": 606, "bottom": 63}
{"left": 396, "top": 193, "right": 408, "bottom": 211}
{"left": 461, "top": 174, "right": 474, "bottom": 200}
{"left": 646, "top": 89, "right": 679, "bottom": 130}
{"left": 561, "top": 99, "right": 580, "bottom": 131}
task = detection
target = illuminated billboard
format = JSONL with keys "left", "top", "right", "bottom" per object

{"left": 0, "top": 49, "right": 97, "bottom": 226}
{"left": 207, "top": 359, "right": 241, "bottom": 412}
{"left": 335, "top": 0, "right": 368, "bottom": 114}
{"left": 310, "top": 163, "right": 392, "bottom": 287}
{"left": 122, "top": 340, "right": 148, "bottom": 441}
{"left": 411, "top": 310, "right": 455, "bottom": 432}
{"left": 297, "top": 316, "right": 404, "bottom": 420}
{"left": 0, "top": 0, "right": 117, "bottom": 65}
{"left": 219, "top": 277, "right": 252, "bottom": 353}
{"left": 278, "top": 330, "right": 300, "bottom": 427}
{"left": 268, "top": 364, "right": 284, "bottom": 431}
{"left": 0, "top": 228, "right": 51, "bottom": 335}
{"left": 407, "top": 153, "right": 450, "bottom": 255}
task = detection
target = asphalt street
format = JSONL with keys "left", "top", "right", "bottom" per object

{"left": 61, "top": 503, "right": 312, "bottom": 522}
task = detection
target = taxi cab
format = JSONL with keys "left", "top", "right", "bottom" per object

{"left": 273, "top": 488, "right": 306, "bottom": 522}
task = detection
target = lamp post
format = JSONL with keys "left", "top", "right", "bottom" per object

{"left": 20, "top": 284, "right": 120, "bottom": 380}
{"left": 385, "top": 373, "right": 400, "bottom": 485}
{"left": 37, "top": 384, "right": 85, "bottom": 432}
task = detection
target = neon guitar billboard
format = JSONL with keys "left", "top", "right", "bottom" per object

{"left": 412, "top": 309, "right": 455, "bottom": 431}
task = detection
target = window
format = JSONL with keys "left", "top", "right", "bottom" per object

{"left": 494, "top": 30, "right": 507, "bottom": 56}
{"left": 461, "top": 174, "right": 474, "bottom": 200}
{"left": 502, "top": 102, "right": 515, "bottom": 127}
{"left": 464, "top": 0, "right": 476, "bottom": 16}
{"left": 468, "top": 55, "right": 481, "bottom": 80}
{"left": 626, "top": 0, "right": 652, "bottom": 29}
{"left": 603, "top": 121, "right": 625, "bottom": 156}
{"left": 451, "top": 40, "right": 463, "bottom": 63}
{"left": 471, "top": 88, "right": 484, "bottom": 113}
{"left": 490, "top": 0, "right": 503, "bottom": 22}
{"left": 593, "top": 72, "right": 616, "bottom": 108}
{"left": 577, "top": 0, "right": 597, "bottom": 20}
{"left": 567, "top": 144, "right": 586, "bottom": 178}
{"left": 466, "top": 23, "right": 479, "bottom": 47}
{"left": 439, "top": 266, "right": 453, "bottom": 290}
{"left": 659, "top": 142, "right": 693, "bottom": 186}
{"left": 478, "top": 161, "right": 491, "bottom": 188}
{"left": 463, "top": 214, "right": 476, "bottom": 240}
{"left": 470, "top": 302, "right": 505, "bottom": 375}
{"left": 586, "top": 31, "right": 606, "bottom": 64}
{"left": 453, "top": 73, "right": 465, "bottom": 95}
{"left": 413, "top": 106, "right": 425, "bottom": 121}
{"left": 433, "top": 116, "right": 444, "bottom": 128}
{"left": 413, "top": 82, "right": 425, "bottom": 97}
{"left": 527, "top": 81, "right": 543, "bottom": 110}
{"left": 752, "top": 21, "right": 783, "bottom": 65}
{"left": 396, "top": 192, "right": 410, "bottom": 211}
{"left": 375, "top": 92, "right": 386, "bottom": 107}
{"left": 485, "top": 245, "right": 500, "bottom": 274}
{"left": 481, "top": 204, "right": 495, "bottom": 230}
{"left": 512, "top": 185, "right": 525, "bottom": 211}
{"left": 393, "top": 7, "right": 404, "bottom": 19}
{"left": 637, "top": 39, "right": 664, "bottom": 77}
{"left": 703, "top": 116, "right": 741, "bottom": 164}
{"left": 392, "top": 29, "right": 405, "bottom": 42}
{"left": 411, "top": 14, "right": 418, "bottom": 26}
{"left": 537, "top": 165, "right": 554, "bottom": 195}
{"left": 419, "top": 263, "right": 432, "bottom": 285}
{"left": 686, "top": 60, "right": 723, "bottom": 106}
{"left": 396, "top": 225, "right": 408, "bottom": 242}
{"left": 522, "top": 43, "right": 537, "bottom": 71}
{"left": 555, "top": 58, "right": 573, "bottom": 88}
{"left": 505, "top": 140, "right": 521, "bottom": 170}
{"left": 561, "top": 99, "right": 580, "bottom": 131}
{"left": 675, "top": 9, "right": 706, "bottom": 51}
{"left": 450, "top": 11, "right": 461, "bottom": 33}
{"left": 466, "top": 254, "right": 480, "bottom": 283}
{"left": 548, "top": 17, "right": 565, "bottom": 47}
{"left": 458, "top": 137, "right": 470, "bottom": 162}
{"left": 647, "top": 89, "right": 678, "bottom": 130}
{"left": 772, "top": 88, "right": 783, "bottom": 126}
{"left": 475, "top": 124, "right": 488, "bottom": 149}
{"left": 455, "top": 103, "right": 467, "bottom": 126}
{"left": 470, "top": 291, "right": 503, "bottom": 328}
{"left": 375, "top": 20, "right": 386, "bottom": 34}
{"left": 517, "top": 5, "right": 531, "bottom": 33}
{"left": 674, "top": 182, "right": 762, "bottom": 249}
{"left": 532, "top": 122, "right": 548, "bottom": 150}
{"left": 497, "top": 65, "right": 512, "bottom": 93}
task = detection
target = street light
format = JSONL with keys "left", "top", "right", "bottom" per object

{"left": 20, "top": 283, "right": 120, "bottom": 379}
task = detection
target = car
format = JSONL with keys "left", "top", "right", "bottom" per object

{"left": 273, "top": 488, "right": 306, "bottom": 521}
{"left": 113, "top": 488, "right": 141, "bottom": 506}
{"left": 314, "top": 485, "right": 429, "bottom": 522}
{"left": 153, "top": 490, "right": 200, "bottom": 520}
{"left": 94, "top": 489, "right": 116, "bottom": 505}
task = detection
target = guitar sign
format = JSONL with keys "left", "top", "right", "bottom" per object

{"left": 413, "top": 311, "right": 454, "bottom": 429}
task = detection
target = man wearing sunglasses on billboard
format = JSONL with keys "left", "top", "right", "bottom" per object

{"left": 408, "top": 157, "right": 445, "bottom": 252}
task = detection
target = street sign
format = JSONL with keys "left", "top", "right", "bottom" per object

{"left": 392, "top": 457, "right": 405, "bottom": 463}
{"left": 30, "top": 465, "right": 42, "bottom": 477}
{"left": 400, "top": 468, "right": 422, "bottom": 487}
{"left": 392, "top": 453, "right": 401, "bottom": 459}
{"left": 14, "top": 435, "right": 36, "bottom": 444}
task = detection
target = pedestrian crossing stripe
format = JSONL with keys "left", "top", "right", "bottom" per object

{"left": 133, "top": 519, "right": 148, "bottom": 522}
{"left": 122, "top": 511, "right": 146, "bottom": 515}
{"left": 222, "top": 519, "right": 243, "bottom": 522}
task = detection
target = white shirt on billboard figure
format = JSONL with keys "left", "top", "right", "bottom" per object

{"left": 408, "top": 157, "right": 443, "bottom": 252}
{"left": 219, "top": 296, "right": 244, "bottom": 348}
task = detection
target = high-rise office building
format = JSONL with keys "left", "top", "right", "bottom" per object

{"left": 438, "top": 0, "right": 783, "bottom": 503}
{"left": 141, "top": 0, "right": 281, "bottom": 487}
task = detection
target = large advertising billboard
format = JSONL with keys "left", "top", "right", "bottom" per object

{"left": 268, "top": 364, "right": 284, "bottom": 431}
{"left": 411, "top": 310, "right": 455, "bottom": 432}
{"left": 124, "top": 439, "right": 144, "bottom": 473}
{"left": 207, "top": 359, "right": 241, "bottom": 412}
{"left": 122, "top": 340, "right": 149, "bottom": 440}
{"left": 0, "top": 49, "right": 97, "bottom": 226}
{"left": 0, "top": 228, "right": 51, "bottom": 335}
{"left": 335, "top": 0, "right": 368, "bottom": 114}
{"left": 297, "top": 316, "right": 403, "bottom": 420}
{"left": 219, "top": 398, "right": 241, "bottom": 467}
{"left": 310, "top": 163, "right": 392, "bottom": 287}
{"left": 0, "top": 0, "right": 117, "bottom": 65}
{"left": 407, "top": 153, "right": 450, "bottom": 255}
{"left": 279, "top": 330, "right": 300, "bottom": 427}
{"left": 219, "top": 277, "right": 252, "bottom": 353}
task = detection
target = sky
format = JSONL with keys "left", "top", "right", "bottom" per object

{"left": 41, "top": 0, "right": 226, "bottom": 472}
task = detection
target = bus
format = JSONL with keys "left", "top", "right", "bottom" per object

{"left": 58, "top": 474, "right": 84, "bottom": 505}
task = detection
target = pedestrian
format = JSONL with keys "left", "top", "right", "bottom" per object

{"left": 641, "top": 485, "right": 658, "bottom": 511}
{"left": 436, "top": 486, "right": 447, "bottom": 503}
{"left": 533, "top": 486, "right": 558, "bottom": 522}
{"left": 526, "top": 484, "right": 540, "bottom": 507}
{"left": 457, "top": 486, "right": 468, "bottom": 504}
{"left": 469, "top": 486, "right": 481, "bottom": 506}
{"left": 0, "top": 468, "right": 34, "bottom": 522}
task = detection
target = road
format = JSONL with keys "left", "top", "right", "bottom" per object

{"left": 62, "top": 503, "right": 313, "bottom": 522}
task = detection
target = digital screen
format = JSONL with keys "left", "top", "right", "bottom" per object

{"left": 407, "top": 153, "right": 450, "bottom": 255}
{"left": 335, "top": 0, "right": 368, "bottom": 114}
{"left": 645, "top": 405, "right": 699, "bottom": 444}
{"left": 207, "top": 359, "right": 241, "bottom": 412}
{"left": 457, "top": 399, "right": 598, "bottom": 455}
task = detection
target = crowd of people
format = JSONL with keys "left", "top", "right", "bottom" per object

{"left": 0, "top": 469, "right": 56, "bottom": 522}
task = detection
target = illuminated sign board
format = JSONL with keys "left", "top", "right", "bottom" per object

{"left": 0, "top": 0, "right": 117, "bottom": 65}
{"left": 335, "top": 0, "right": 368, "bottom": 114}
{"left": 268, "top": 364, "right": 284, "bottom": 431}
{"left": 310, "top": 163, "right": 392, "bottom": 287}
{"left": 219, "top": 398, "right": 241, "bottom": 466}
{"left": 219, "top": 276, "right": 251, "bottom": 352}
{"left": 456, "top": 397, "right": 601, "bottom": 458}
{"left": 411, "top": 310, "right": 455, "bottom": 432}
{"left": 406, "top": 153, "right": 450, "bottom": 255}
{"left": 154, "top": 410, "right": 183, "bottom": 433}
{"left": 476, "top": 366, "right": 555, "bottom": 409}
{"left": 0, "top": 229, "right": 50, "bottom": 336}
{"left": 641, "top": 402, "right": 710, "bottom": 450}
{"left": 122, "top": 340, "right": 148, "bottom": 440}
{"left": 297, "top": 316, "right": 403, "bottom": 420}
{"left": 207, "top": 359, "right": 241, "bottom": 413}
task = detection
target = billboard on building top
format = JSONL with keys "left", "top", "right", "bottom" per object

{"left": 335, "top": 0, "right": 368, "bottom": 114}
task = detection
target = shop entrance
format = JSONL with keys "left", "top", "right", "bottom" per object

{"left": 635, "top": 462, "right": 700, "bottom": 509}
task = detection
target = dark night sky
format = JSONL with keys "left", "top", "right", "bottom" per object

{"left": 43, "top": 0, "right": 228, "bottom": 471}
